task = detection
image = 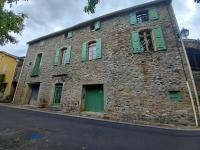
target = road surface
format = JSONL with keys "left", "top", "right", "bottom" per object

{"left": 0, "top": 105, "right": 200, "bottom": 150}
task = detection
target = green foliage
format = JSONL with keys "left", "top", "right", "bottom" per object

{"left": 84, "top": 0, "right": 100, "bottom": 14}
{"left": 0, "top": 0, "right": 27, "bottom": 45}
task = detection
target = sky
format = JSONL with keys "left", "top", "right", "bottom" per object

{"left": 1, "top": 0, "right": 200, "bottom": 57}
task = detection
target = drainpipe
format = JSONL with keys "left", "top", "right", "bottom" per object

{"left": 167, "top": 4, "right": 200, "bottom": 126}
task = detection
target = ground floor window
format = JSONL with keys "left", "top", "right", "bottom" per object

{"left": 83, "top": 84, "right": 104, "bottom": 112}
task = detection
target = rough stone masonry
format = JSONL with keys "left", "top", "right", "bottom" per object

{"left": 13, "top": 0, "right": 199, "bottom": 126}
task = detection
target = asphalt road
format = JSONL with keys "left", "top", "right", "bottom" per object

{"left": 0, "top": 105, "right": 200, "bottom": 150}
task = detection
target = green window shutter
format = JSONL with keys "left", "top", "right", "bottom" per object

{"left": 153, "top": 26, "right": 166, "bottom": 51}
{"left": 149, "top": 8, "right": 159, "bottom": 20}
{"left": 54, "top": 48, "right": 61, "bottom": 65}
{"left": 31, "top": 53, "right": 42, "bottom": 76}
{"left": 168, "top": 91, "right": 181, "bottom": 102}
{"left": 65, "top": 46, "right": 71, "bottom": 64}
{"left": 129, "top": 12, "right": 137, "bottom": 25}
{"left": 82, "top": 42, "right": 87, "bottom": 62}
{"left": 95, "top": 21, "right": 101, "bottom": 30}
{"left": 67, "top": 31, "right": 73, "bottom": 38}
{"left": 96, "top": 38, "right": 102, "bottom": 59}
{"left": 131, "top": 31, "right": 141, "bottom": 53}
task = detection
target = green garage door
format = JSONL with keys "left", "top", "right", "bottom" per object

{"left": 85, "top": 85, "right": 104, "bottom": 112}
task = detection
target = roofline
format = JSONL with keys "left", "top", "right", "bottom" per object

{"left": 0, "top": 51, "right": 18, "bottom": 59}
{"left": 27, "top": 0, "right": 172, "bottom": 45}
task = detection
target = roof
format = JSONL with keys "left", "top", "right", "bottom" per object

{"left": 28, "top": 0, "right": 172, "bottom": 45}
{"left": 0, "top": 51, "right": 18, "bottom": 59}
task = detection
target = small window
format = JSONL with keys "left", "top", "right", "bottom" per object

{"left": 139, "top": 30, "right": 154, "bottom": 51}
{"left": 64, "top": 31, "right": 73, "bottom": 39}
{"left": 90, "top": 24, "right": 95, "bottom": 31}
{"left": 136, "top": 11, "right": 149, "bottom": 23}
{"left": 90, "top": 21, "right": 101, "bottom": 31}
{"left": 168, "top": 91, "right": 181, "bottom": 102}
{"left": 60, "top": 48, "right": 67, "bottom": 64}
{"left": 88, "top": 41, "right": 97, "bottom": 60}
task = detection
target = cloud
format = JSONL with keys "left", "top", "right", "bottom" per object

{"left": 0, "top": 0, "right": 199, "bottom": 56}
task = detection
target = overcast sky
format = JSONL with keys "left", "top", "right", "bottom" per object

{"left": 1, "top": 0, "right": 200, "bottom": 57}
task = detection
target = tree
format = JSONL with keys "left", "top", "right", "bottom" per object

{"left": 0, "top": 0, "right": 27, "bottom": 45}
{"left": 84, "top": 0, "right": 100, "bottom": 14}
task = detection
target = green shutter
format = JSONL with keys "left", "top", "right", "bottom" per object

{"left": 149, "top": 8, "right": 159, "bottom": 20}
{"left": 31, "top": 53, "right": 42, "bottom": 76}
{"left": 67, "top": 31, "right": 73, "bottom": 38}
{"left": 54, "top": 48, "right": 60, "bottom": 65}
{"left": 153, "top": 26, "right": 166, "bottom": 51}
{"left": 82, "top": 42, "right": 87, "bottom": 62}
{"left": 96, "top": 38, "right": 102, "bottom": 59}
{"left": 95, "top": 21, "right": 101, "bottom": 30}
{"left": 168, "top": 91, "right": 181, "bottom": 102}
{"left": 131, "top": 31, "right": 141, "bottom": 53}
{"left": 129, "top": 12, "right": 137, "bottom": 25}
{"left": 65, "top": 46, "right": 71, "bottom": 64}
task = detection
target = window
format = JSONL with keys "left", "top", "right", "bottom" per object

{"left": 31, "top": 53, "right": 42, "bottom": 77}
{"left": 136, "top": 11, "right": 149, "bottom": 23}
{"left": 139, "top": 30, "right": 154, "bottom": 51}
{"left": 129, "top": 8, "right": 159, "bottom": 25}
{"left": 168, "top": 91, "right": 181, "bottom": 102}
{"left": 90, "top": 21, "right": 101, "bottom": 31}
{"left": 60, "top": 48, "right": 67, "bottom": 64}
{"left": 64, "top": 31, "right": 73, "bottom": 39}
{"left": 82, "top": 39, "right": 102, "bottom": 62}
{"left": 88, "top": 41, "right": 97, "bottom": 60}
{"left": 131, "top": 26, "right": 166, "bottom": 53}
{"left": 54, "top": 46, "right": 71, "bottom": 65}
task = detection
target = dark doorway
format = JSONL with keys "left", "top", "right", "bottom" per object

{"left": 29, "top": 84, "right": 40, "bottom": 105}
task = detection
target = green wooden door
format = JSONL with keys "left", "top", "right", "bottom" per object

{"left": 53, "top": 84, "right": 63, "bottom": 105}
{"left": 85, "top": 85, "right": 104, "bottom": 112}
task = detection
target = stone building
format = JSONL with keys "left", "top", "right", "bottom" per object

{"left": 184, "top": 39, "right": 200, "bottom": 94}
{"left": 13, "top": 0, "right": 200, "bottom": 126}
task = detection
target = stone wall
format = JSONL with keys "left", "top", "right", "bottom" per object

{"left": 13, "top": 2, "right": 197, "bottom": 126}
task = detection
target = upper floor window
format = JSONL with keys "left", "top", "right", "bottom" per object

{"left": 90, "top": 21, "right": 101, "bottom": 31}
{"left": 61, "top": 48, "right": 67, "bottom": 64}
{"left": 139, "top": 30, "right": 154, "bottom": 51}
{"left": 88, "top": 41, "right": 97, "bottom": 60}
{"left": 129, "top": 7, "right": 159, "bottom": 25}
{"left": 81, "top": 39, "right": 102, "bottom": 62}
{"left": 131, "top": 26, "right": 166, "bottom": 53}
{"left": 31, "top": 53, "right": 42, "bottom": 77}
{"left": 136, "top": 11, "right": 149, "bottom": 23}
{"left": 54, "top": 46, "right": 71, "bottom": 65}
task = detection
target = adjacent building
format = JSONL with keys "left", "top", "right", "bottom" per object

{"left": 13, "top": 0, "right": 200, "bottom": 126}
{"left": 184, "top": 39, "right": 200, "bottom": 94}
